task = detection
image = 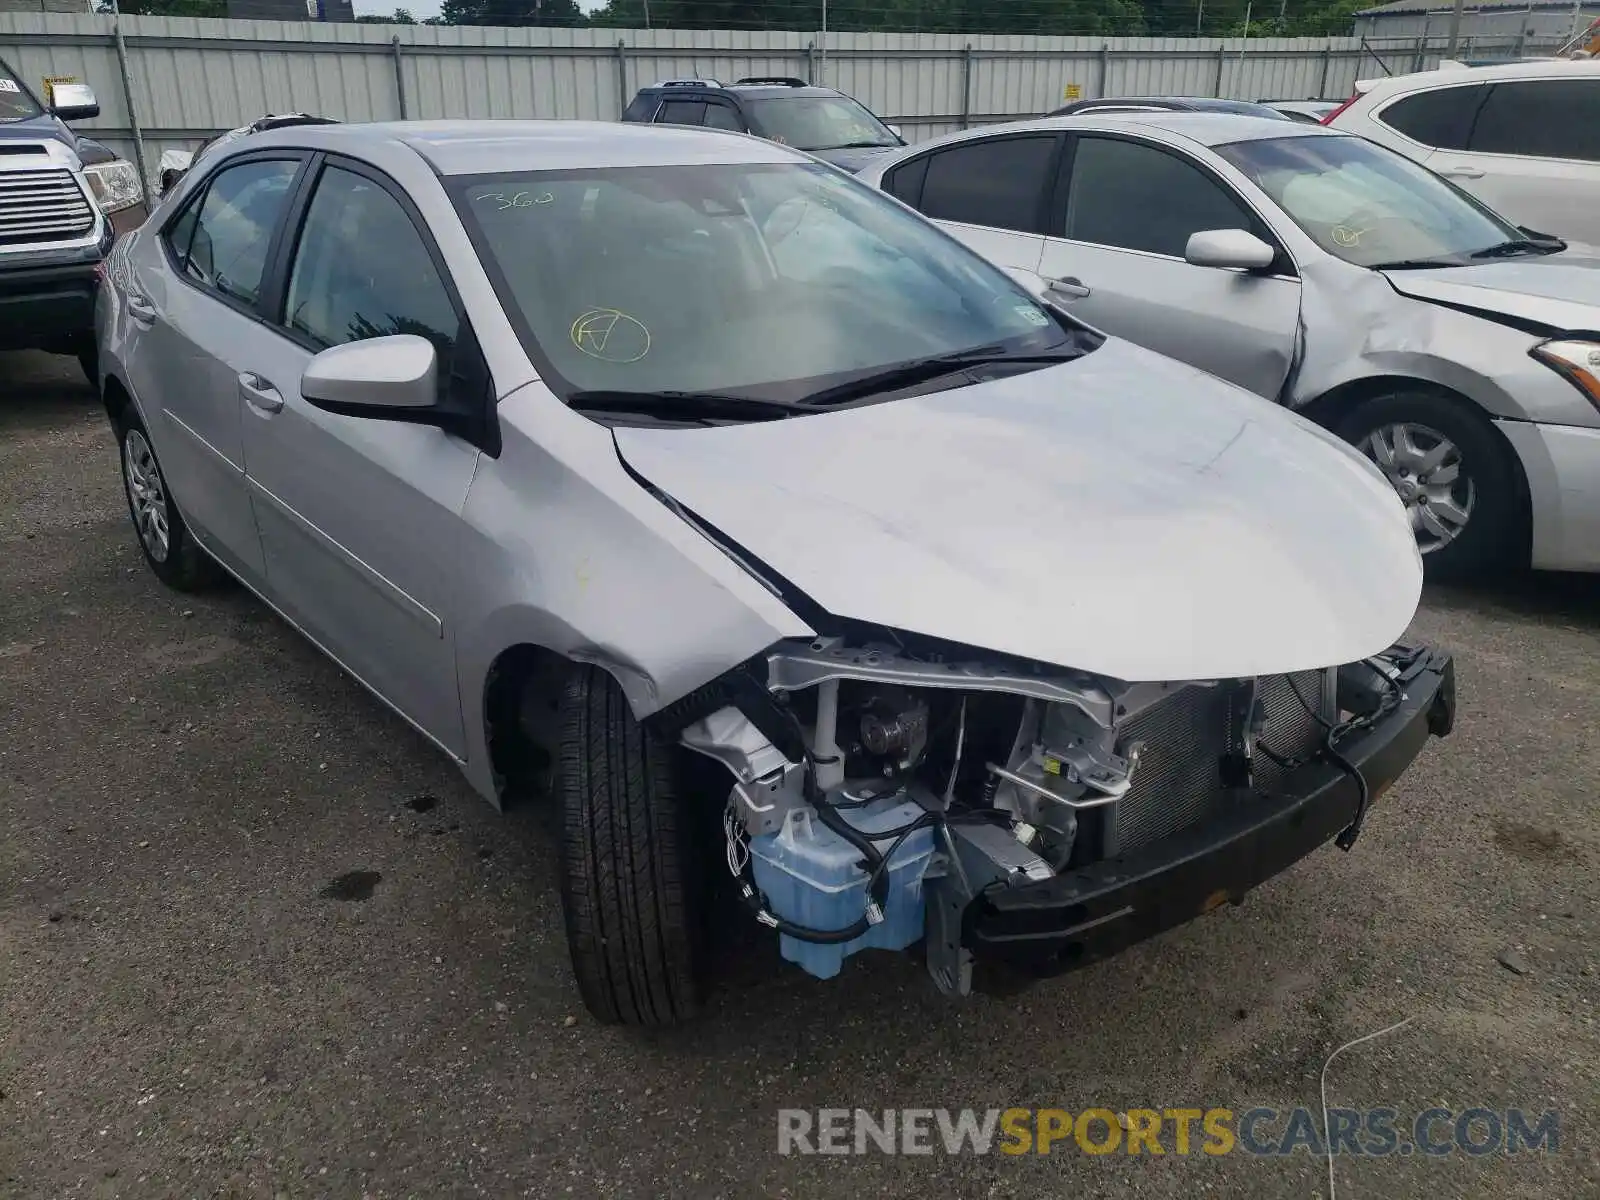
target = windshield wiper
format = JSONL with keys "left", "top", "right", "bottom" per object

{"left": 826, "top": 140, "right": 896, "bottom": 150}
{"left": 567, "top": 389, "right": 810, "bottom": 423}
{"left": 800, "top": 345, "right": 1085, "bottom": 407}
{"left": 1469, "top": 236, "right": 1566, "bottom": 259}
{"left": 1369, "top": 257, "right": 1463, "bottom": 271}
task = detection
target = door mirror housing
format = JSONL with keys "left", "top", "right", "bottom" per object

{"left": 48, "top": 82, "right": 100, "bottom": 122}
{"left": 1184, "top": 228, "right": 1276, "bottom": 271}
{"left": 302, "top": 335, "right": 438, "bottom": 414}
{"left": 299, "top": 332, "right": 502, "bottom": 457}
{"left": 886, "top": 123, "right": 903, "bottom": 140}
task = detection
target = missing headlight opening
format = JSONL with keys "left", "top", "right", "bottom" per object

{"left": 671, "top": 635, "right": 1447, "bottom": 997}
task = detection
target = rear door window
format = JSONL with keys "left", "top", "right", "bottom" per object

{"left": 171, "top": 158, "right": 301, "bottom": 309}
{"left": 1468, "top": 79, "right": 1600, "bottom": 163}
{"left": 916, "top": 134, "right": 1058, "bottom": 233}
{"left": 1377, "top": 84, "right": 1488, "bottom": 150}
{"left": 655, "top": 100, "right": 707, "bottom": 125}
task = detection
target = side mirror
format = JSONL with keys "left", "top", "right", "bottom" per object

{"left": 48, "top": 82, "right": 99, "bottom": 122}
{"left": 1184, "top": 228, "right": 1276, "bottom": 271}
{"left": 301, "top": 334, "right": 437, "bottom": 415}
{"left": 886, "top": 123, "right": 903, "bottom": 140}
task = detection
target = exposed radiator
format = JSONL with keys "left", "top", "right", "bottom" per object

{"left": 1105, "top": 671, "right": 1328, "bottom": 856}
{"left": 0, "top": 167, "right": 95, "bottom": 247}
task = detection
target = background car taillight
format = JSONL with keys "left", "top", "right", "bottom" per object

{"left": 1320, "top": 93, "right": 1359, "bottom": 125}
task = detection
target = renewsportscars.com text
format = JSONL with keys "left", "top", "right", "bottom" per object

{"left": 776, "top": 1106, "right": 1560, "bottom": 1157}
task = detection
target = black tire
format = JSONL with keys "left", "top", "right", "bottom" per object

{"left": 557, "top": 664, "right": 703, "bottom": 1026}
{"left": 76, "top": 341, "right": 99, "bottom": 390}
{"left": 115, "top": 406, "right": 225, "bottom": 593}
{"left": 1337, "top": 390, "right": 1522, "bottom": 579}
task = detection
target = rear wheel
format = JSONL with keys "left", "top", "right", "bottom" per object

{"left": 116, "top": 408, "right": 224, "bottom": 592}
{"left": 557, "top": 664, "right": 704, "bottom": 1026}
{"left": 1337, "top": 390, "right": 1521, "bottom": 578}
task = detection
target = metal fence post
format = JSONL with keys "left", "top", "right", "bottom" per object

{"left": 110, "top": 20, "right": 150, "bottom": 203}
{"left": 1214, "top": 42, "right": 1227, "bottom": 96}
{"left": 1412, "top": 33, "right": 1425, "bottom": 71}
{"left": 1319, "top": 40, "right": 1332, "bottom": 97}
{"left": 961, "top": 43, "right": 973, "bottom": 129}
{"left": 806, "top": 39, "right": 817, "bottom": 85}
{"left": 1097, "top": 42, "right": 1110, "bottom": 97}
{"left": 391, "top": 36, "right": 408, "bottom": 120}
{"left": 615, "top": 39, "right": 628, "bottom": 116}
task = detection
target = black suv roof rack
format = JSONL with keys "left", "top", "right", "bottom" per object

{"left": 652, "top": 77, "right": 724, "bottom": 89}
{"left": 247, "top": 113, "right": 341, "bottom": 134}
{"left": 733, "top": 76, "right": 810, "bottom": 88}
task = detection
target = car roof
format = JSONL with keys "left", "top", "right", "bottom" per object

{"left": 240, "top": 119, "right": 808, "bottom": 175}
{"left": 1359, "top": 56, "right": 1600, "bottom": 92}
{"left": 906, "top": 110, "right": 1340, "bottom": 150}
{"left": 638, "top": 78, "right": 842, "bottom": 99}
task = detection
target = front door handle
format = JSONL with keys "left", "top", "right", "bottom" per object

{"left": 126, "top": 293, "right": 156, "bottom": 325}
{"left": 1048, "top": 275, "right": 1092, "bottom": 300}
{"left": 238, "top": 371, "right": 284, "bottom": 414}
{"left": 1436, "top": 164, "right": 1484, "bottom": 179}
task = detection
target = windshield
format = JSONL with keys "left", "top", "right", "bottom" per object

{"left": 1215, "top": 134, "right": 1523, "bottom": 268}
{"left": 453, "top": 162, "right": 1073, "bottom": 406}
{"left": 744, "top": 96, "right": 899, "bottom": 151}
{"left": 0, "top": 60, "right": 43, "bottom": 122}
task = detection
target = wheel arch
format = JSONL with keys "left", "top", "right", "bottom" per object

{"left": 1299, "top": 373, "right": 1533, "bottom": 567}
{"left": 480, "top": 640, "right": 581, "bottom": 811}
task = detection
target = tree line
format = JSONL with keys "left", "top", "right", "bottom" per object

{"left": 110, "top": 0, "right": 1370, "bottom": 38}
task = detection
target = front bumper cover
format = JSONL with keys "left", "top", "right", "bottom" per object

{"left": 963, "top": 645, "right": 1455, "bottom": 980}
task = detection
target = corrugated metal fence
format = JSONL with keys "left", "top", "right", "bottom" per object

{"left": 0, "top": 13, "right": 1539, "bottom": 195}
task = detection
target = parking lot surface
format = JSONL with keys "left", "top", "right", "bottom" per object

{"left": 2, "top": 350, "right": 1596, "bottom": 1199}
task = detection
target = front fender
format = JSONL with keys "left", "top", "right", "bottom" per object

{"left": 1288, "top": 262, "right": 1600, "bottom": 429}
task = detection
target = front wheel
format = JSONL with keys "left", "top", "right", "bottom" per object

{"left": 1337, "top": 390, "right": 1522, "bottom": 578}
{"left": 557, "top": 664, "right": 705, "bottom": 1026}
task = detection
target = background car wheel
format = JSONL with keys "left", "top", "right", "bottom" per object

{"left": 557, "top": 663, "right": 704, "bottom": 1026}
{"left": 116, "top": 409, "right": 224, "bottom": 593}
{"left": 1337, "top": 390, "right": 1521, "bottom": 578}
{"left": 76, "top": 340, "right": 99, "bottom": 388}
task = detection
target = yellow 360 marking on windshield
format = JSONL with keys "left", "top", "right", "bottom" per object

{"left": 571, "top": 308, "right": 651, "bottom": 363}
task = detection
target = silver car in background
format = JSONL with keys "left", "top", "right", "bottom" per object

{"left": 94, "top": 119, "right": 1453, "bottom": 1026}
{"left": 857, "top": 113, "right": 1600, "bottom": 577}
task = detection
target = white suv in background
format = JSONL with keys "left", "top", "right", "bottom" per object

{"left": 1325, "top": 60, "right": 1600, "bottom": 244}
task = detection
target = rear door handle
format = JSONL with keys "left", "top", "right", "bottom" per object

{"left": 1436, "top": 164, "right": 1484, "bottom": 179}
{"left": 238, "top": 371, "right": 284, "bottom": 414}
{"left": 126, "top": 293, "right": 156, "bottom": 325}
{"left": 1048, "top": 275, "right": 1092, "bottom": 300}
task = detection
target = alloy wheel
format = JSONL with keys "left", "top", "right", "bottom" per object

{"left": 1359, "top": 421, "right": 1474, "bottom": 555}
{"left": 123, "top": 429, "right": 172, "bottom": 564}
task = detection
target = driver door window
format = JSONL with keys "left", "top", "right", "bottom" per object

{"left": 1040, "top": 134, "right": 1300, "bottom": 398}
{"left": 282, "top": 165, "right": 459, "bottom": 385}
{"left": 703, "top": 101, "right": 745, "bottom": 131}
{"left": 1063, "top": 136, "right": 1256, "bottom": 257}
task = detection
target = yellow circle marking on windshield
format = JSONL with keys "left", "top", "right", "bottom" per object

{"left": 1332, "top": 224, "right": 1368, "bottom": 247}
{"left": 571, "top": 308, "right": 651, "bottom": 363}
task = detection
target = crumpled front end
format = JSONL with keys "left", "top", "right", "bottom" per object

{"left": 658, "top": 634, "right": 1454, "bottom": 994}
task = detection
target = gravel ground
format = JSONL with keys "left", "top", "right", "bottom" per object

{"left": 2, "top": 350, "right": 1596, "bottom": 1200}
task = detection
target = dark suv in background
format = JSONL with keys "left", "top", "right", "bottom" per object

{"left": 622, "top": 76, "right": 907, "bottom": 172}
{"left": 1, "top": 56, "right": 148, "bottom": 380}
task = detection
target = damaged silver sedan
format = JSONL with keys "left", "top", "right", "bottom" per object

{"left": 95, "top": 119, "right": 1455, "bottom": 1025}
{"left": 859, "top": 112, "right": 1600, "bottom": 577}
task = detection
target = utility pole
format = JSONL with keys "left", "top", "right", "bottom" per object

{"left": 1445, "top": 0, "right": 1468, "bottom": 56}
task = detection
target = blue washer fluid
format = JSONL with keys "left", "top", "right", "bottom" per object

{"left": 748, "top": 794, "right": 936, "bottom": 980}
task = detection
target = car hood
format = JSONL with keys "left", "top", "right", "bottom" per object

{"left": 809, "top": 145, "right": 901, "bottom": 173}
{"left": 1383, "top": 245, "right": 1600, "bottom": 333}
{"left": 612, "top": 337, "right": 1423, "bottom": 683}
{"left": 0, "top": 113, "right": 73, "bottom": 149}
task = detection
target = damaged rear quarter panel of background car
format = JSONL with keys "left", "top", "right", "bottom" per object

{"left": 1286, "top": 261, "right": 1600, "bottom": 428}
{"left": 450, "top": 383, "right": 814, "bottom": 804}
